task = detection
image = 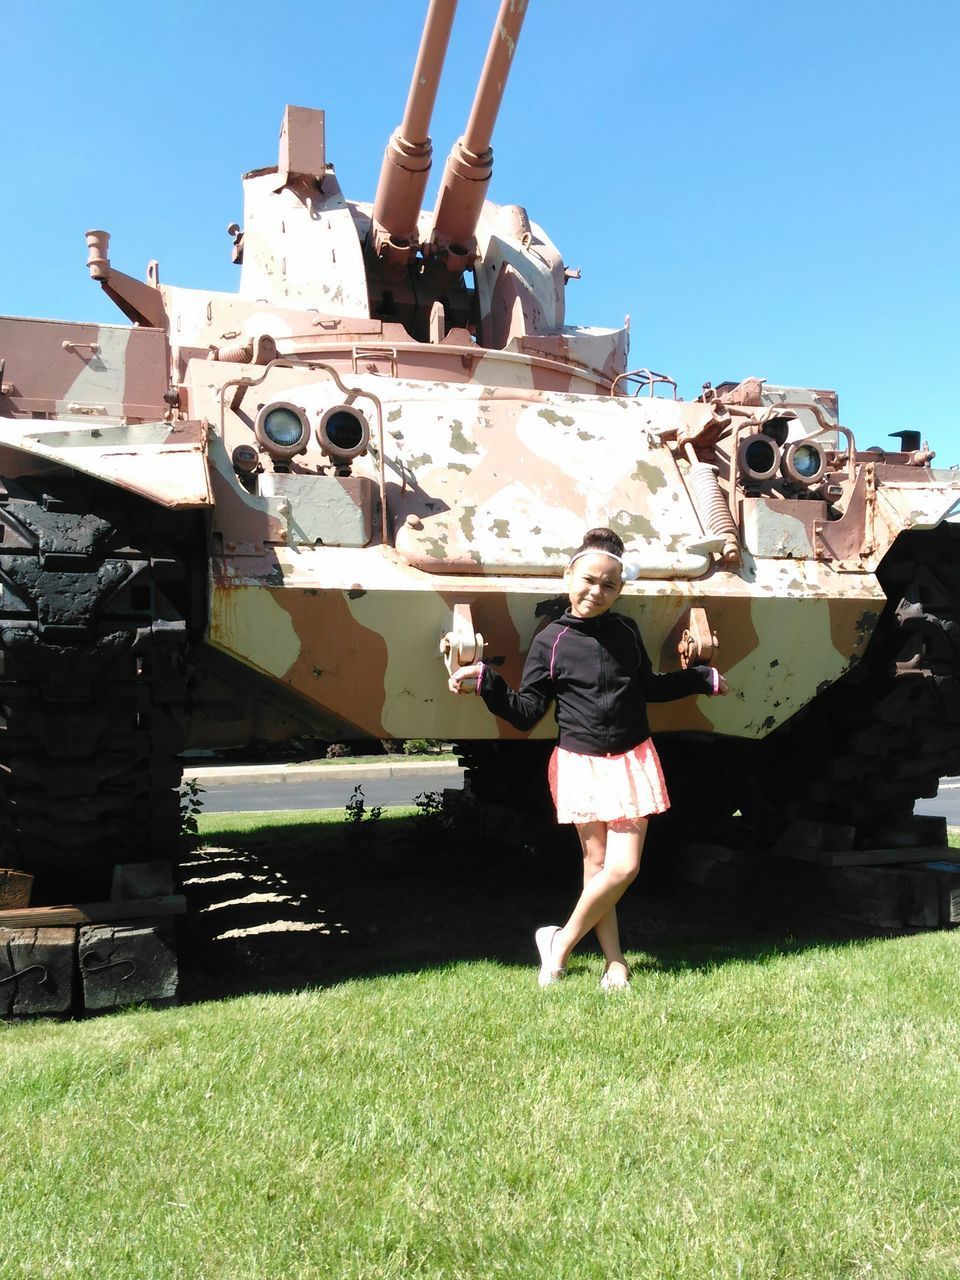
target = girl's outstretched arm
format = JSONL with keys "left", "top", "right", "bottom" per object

{"left": 449, "top": 634, "right": 555, "bottom": 732}
{"left": 623, "top": 617, "right": 723, "bottom": 702}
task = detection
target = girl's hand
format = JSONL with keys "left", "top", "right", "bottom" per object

{"left": 449, "top": 663, "right": 483, "bottom": 694}
{"left": 716, "top": 673, "right": 730, "bottom": 695}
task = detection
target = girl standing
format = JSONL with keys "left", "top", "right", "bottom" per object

{"left": 449, "top": 527, "right": 728, "bottom": 989}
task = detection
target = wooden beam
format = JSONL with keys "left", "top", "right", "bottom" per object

{"left": 0, "top": 896, "right": 186, "bottom": 929}
{"left": 774, "top": 846, "right": 955, "bottom": 868}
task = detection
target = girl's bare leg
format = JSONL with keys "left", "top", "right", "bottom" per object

{"left": 553, "top": 820, "right": 647, "bottom": 971}
{"left": 576, "top": 821, "right": 627, "bottom": 976}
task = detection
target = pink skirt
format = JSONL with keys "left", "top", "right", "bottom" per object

{"left": 548, "top": 738, "right": 670, "bottom": 825}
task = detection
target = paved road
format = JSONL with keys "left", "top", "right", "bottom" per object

{"left": 188, "top": 762, "right": 960, "bottom": 825}
{"left": 188, "top": 762, "right": 464, "bottom": 815}
{"left": 914, "top": 776, "right": 960, "bottom": 826}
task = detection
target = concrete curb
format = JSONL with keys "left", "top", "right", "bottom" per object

{"left": 183, "top": 759, "right": 463, "bottom": 788}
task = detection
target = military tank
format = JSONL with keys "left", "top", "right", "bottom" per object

{"left": 0, "top": 0, "right": 958, "bottom": 890}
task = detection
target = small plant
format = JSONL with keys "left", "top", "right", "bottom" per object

{"left": 413, "top": 789, "right": 453, "bottom": 832}
{"left": 179, "top": 777, "right": 206, "bottom": 844}
{"left": 413, "top": 790, "right": 444, "bottom": 819}
{"left": 326, "top": 743, "right": 351, "bottom": 759}
{"left": 345, "top": 784, "right": 382, "bottom": 827}
{"left": 402, "top": 738, "right": 443, "bottom": 756}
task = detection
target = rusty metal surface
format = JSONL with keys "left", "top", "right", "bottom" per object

{"left": 371, "top": 0, "right": 458, "bottom": 266}
{"left": 429, "top": 0, "right": 528, "bottom": 269}
{"left": 0, "top": 317, "right": 170, "bottom": 420}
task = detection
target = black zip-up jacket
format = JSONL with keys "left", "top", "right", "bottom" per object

{"left": 478, "top": 608, "right": 715, "bottom": 757}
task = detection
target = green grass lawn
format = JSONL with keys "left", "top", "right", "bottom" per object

{"left": 3, "top": 816, "right": 960, "bottom": 1279}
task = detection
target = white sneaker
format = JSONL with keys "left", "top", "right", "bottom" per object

{"left": 535, "top": 926, "right": 565, "bottom": 988}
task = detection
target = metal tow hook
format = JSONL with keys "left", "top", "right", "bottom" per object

{"left": 80, "top": 955, "right": 137, "bottom": 982}
{"left": 439, "top": 603, "right": 485, "bottom": 692}
{"left": 0, "top": 964, "right": 48, "bottom": 986}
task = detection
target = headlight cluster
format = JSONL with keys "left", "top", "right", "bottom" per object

{"left": 737, "top": 432, "right": 827, "bottom": 488}
{"left": 249, "top": 402, "right": 371, "bottom": 468}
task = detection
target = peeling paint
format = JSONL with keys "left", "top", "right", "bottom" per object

{"left": 611, "top": 510, "right": 658, "bottom": 544}
{"left": 538, "top": 409, "right": 575, "bottom": 427}
{"left": 632, "top": 459, "right": 668, "bottom": 493}
{"left": 449, "top": 420, "right": 478, "bottom": 454}
{"left": 856, "top": 610, "right": 880, "bottom": 633}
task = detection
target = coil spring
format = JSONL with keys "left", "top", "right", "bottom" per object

{"left": 215, "top": 340, "right": 254, "bottom": 363}
{"left": 688, "top": 462, "right": 739, "bottom": 550}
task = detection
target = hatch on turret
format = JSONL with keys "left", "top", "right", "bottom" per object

{"left": 237, "top": 106, "right": 370, "bottom": 319}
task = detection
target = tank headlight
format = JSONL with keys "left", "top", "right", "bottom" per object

{"left": 317, "top": 405, "right": 370, "bottom": 466}
{"left": 762, "top": 416, "right": 791, "bottom": 447}
{"left": 231, "top": 443, "right": 260, "bottom": 475}
{"left": 738, "top": 432, "right": 781, "bottom": 483}
{"left": 781, "top": 440, "right": 827, "bottom": 486}
{"left": 254, "top": 402, "right": 310, "bottom": 458}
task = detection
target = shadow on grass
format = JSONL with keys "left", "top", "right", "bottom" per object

{"left": 176, "top": 807, "right": 900, "bottom": 1004}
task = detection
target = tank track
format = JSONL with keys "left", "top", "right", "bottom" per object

{"left": 0, "top": 475, "right": 201, "bottom": 893}
{"left": 745, "top": 523, "right": 960, "bottom": 840}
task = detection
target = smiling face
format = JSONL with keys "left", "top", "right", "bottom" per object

{"left": 565, "top": 551, "right": 623, "bottom": 619}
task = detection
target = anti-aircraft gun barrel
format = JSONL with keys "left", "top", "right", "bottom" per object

{"left": 428, "top": 0, "right": 528, "bottom": 273}
{"left": 370, "top": 0, "right": 459, "bottom": 268}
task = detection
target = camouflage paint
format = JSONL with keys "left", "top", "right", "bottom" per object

{"left": 204, "top": 538, "right": 882, "bottom": 741}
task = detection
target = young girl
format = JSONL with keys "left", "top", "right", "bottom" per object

{"left": 449, "top": 527, "right": 728, "bottom": 989}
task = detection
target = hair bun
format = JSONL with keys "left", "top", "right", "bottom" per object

{"left": 578, "top": 526, "right": 625, "bottom": 558}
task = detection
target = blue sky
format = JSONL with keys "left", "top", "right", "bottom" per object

{"left": 4, "top": 0, "right": 958, "bottom": 464}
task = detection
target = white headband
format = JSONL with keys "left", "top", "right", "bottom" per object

{"left": 568, "top": 549, "right": 623, "bottom": 569}
{"left": 568, "top": 548, "right": 641, "bottom": 582}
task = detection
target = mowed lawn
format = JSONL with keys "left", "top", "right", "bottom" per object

{"left": 3, "top": 817, "right": 960, "bottom": 1279}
